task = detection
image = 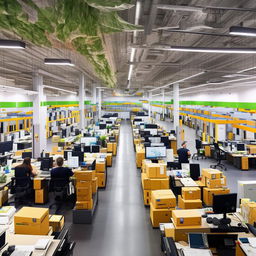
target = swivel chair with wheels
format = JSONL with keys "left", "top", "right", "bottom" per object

{"left": 49, "top": 178, "right": 74, "bottom": 214}
{"left": 192, "top": 139, "right": 206, "bottom": 160}
{"left": 210, "top": 143, "right": 227, "bottom": 171}
{"left": 8, "top": 176, "right": 33, "bottom": 206}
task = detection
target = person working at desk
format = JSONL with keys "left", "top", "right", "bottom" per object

{"left": 14, "top": 157, "right": 37, "bottom": 186}
{"left": 177, "top": 141, "right": 191, "bottom": 164}
{"left": 51, "top": 157, "right": 73, "bottom": 185}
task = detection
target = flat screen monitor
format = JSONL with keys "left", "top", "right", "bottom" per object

{"left": 80, "top": 137, "right": 97, "bottom": 145}
{"left": 72, "top": 151, "right": 84, "bottom": 162}
{"left": 109, "top": 136, "right": 116, "bottom": 142}
{"left": 74, "top": 145, "right": 81, "bottom": 152}
{"left": 189, "top": 163, "right": 200, "bottom": 181}
{"left": 106, "top": 121, "right": 113, "bottom": 124}
{"left": 0, "top": 141, "right": 13, "bottom": 154}
{"left": 99, "top": 124, "right": 106, "bottom": 130}
{"left": 84, "top": 146, "right": 91, "bottom": 153}
{"left": 75, "top": 129, "right": 80, "bottom": 135}
{"left": 161, "top": 136, "right": 169, "bottom": 144}
{"left": 237, "top": 143, "right": 245, "bottom": 151}
{"left": 40, "top": 157, "right": 53, "bottom": 171}
{"left": 64, "top": 150, "right": 72, "bottom": 160}
{"left": 170, "top": 130, "right": 176, "bottom": 135}
{"left": 58, "top": 142, "right": 65, "bottom": 148}
{"left": 22, "top": 152, "right": 32, "bottom": 159}
{"left": 145, "top": 146, "right": 166, "bottom": 159}
{"left": 67, "top": 156, "right": 79, "bottom": 168}
{"left": 91, "top": 145, "right": 100, "bottom": 153}
{"left": 149, "top": 136, "right": 161, "bottom": 144}
{"left": 145, "top": 124, "right": 157, "bottom": 129}
{"left": 213, "top": 193, "right": 237, "bottom": 215}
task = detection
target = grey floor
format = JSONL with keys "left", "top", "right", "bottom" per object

{"left": 57, "top": 119, "right": 256, "bottom": 255}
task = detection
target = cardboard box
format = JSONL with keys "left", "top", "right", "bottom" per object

{"left": 96, "top": 162, "right": 105, "bottom": 173}
{"left": 143, "top": 190, "right": 151, "bottom": 205}
{"left": 92, "top": 178, "right": 98, "bottom": 194}
{"left": 74, "top": 170, "right": 95, "bottom": 181}
{"left": 181, "top": 187, "right": 201, "bottom": 200}
{"left": 172, "top": 209, "right": 202, "bottom": 226}
{"left": 178, "top": 195, "right": 202, "bottom": 209}
{"left": 106, "top": 155, "right": 112, "bottom": 166}
{"left": 14, "top": 207, "right": 49, "bottom": 235}
{"left": 241, "top": 202, "right": 256, "bottom": 225}
{"left": 0, "top": 188, "right": 8, "bottom": 207}
{"left": 203, "top": 187, "right": 230, "bottom": 206}
{"left": 76, "top": 199, "right": 93, "bottom": 210}
{"left": 146, "top": 163, "right": 158, "bottom": 178}
{"left": 100, "top": 148, "right": 107, "bottom": 153}
{"left": 205, "top": 176, "right": 226, "bottom": 188}
{"left": 202, "top": 169, "right": 223, "bottom": 179}
{"left": 151, "top": 190, "right": 176, "bottom": 209}
{"left": 156, "top": 163, "right": 167, "bottom": 178}
{"left": 141, "top": 173, "right": 169, "bottom": 190}
{"left": 96, "top": 173, "right": 106, "bottom": 188}
{"left": 150, "top": 203, "right": 174, "bottom": 228}
{"left": 52, "top": 135, "right": 60, "bottom": 143}
{"left": 35, "top": 189, "right": 48, "bottom": 204}
{"left": 76, "top": 180, "right": 92, "bottom": 189}
{"left": 76, "top": 187, "right": 92, "bottom": 200}
{"left": 33, "top": 178, "right": 47, "bottom": 190}
{"left": 49, "top": 215, "right": 64, "bottom": 232}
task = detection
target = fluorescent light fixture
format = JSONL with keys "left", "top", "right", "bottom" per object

{"left": 230, "top": 26, "right": 256, "bottom": 37}
{"left": 0, "top": 85, "right": 37, "bottom": 95}
{"left": 0, "top": 40, "right": 26, "bottom": 49}
{"left": 44, "top": 58, "right": 75, "bottom": 66}
{"left": 149, "top": 71, "right": 205, "bottom": 92}
{"left": 237, "top": 66, "right": 256, "bottom": 73}
{"left": 153, "top": 45, "right": 256, "bottom": 54}
{"left": 44, "top": 85, "right": 77, "bottom": 95}
{"left": 157, "top": 4, "right": 203, "bottom": 12}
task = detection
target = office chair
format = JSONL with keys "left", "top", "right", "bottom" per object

{"left": 192, "top": 139, "right": 206, "bottom": 160}
{"left": 8, "top": 176, "right": 33, "bottom": 206}
{"left": 49, "top": 178, "right": 74, "bottom": 214}
{"left": 210, "top": 143, "right": 227, "bottom": 171}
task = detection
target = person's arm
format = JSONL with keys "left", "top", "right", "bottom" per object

{"left": 187, "top": 150, "right": 191, "bottom": 157}
{"left": 31, "top": 165, "right": 38, "bottom": 177}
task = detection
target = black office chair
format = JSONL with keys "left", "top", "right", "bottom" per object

{"left": 210, "top": 143, "right": 227, "bottom": 171}
{"left": 192, "top": 139, "right": 206, "bottom": 160}
{"left": 8, "top": 176, "right": 33, "bottom": 206}
{"left": 88, "top": 159, "right": 96, "bottom": 170}
{"left": 49, "top": 178, "right": 74, "bottom": 214}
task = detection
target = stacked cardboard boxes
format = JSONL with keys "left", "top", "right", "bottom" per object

{"left": 95, "top": 159, "right": 106, "bottom": 188}
{"left": 150, "top": 189, "right": 176, "bottom": 228}
{"left": 202, "top": 169, "right": 230, "bottom": 206}
{"left": 74, "top": 170, "right": 97, "bottom": 210}
{"left": 34, "top": 178, "right": 48, "bottom": 204}
{"left": 107, "top": 142, "right": 117, "bottom": 156}
{"left": 241, "top": 199, "right": 256, "bottom": 225}
{"left": 142, "top": 162, "right": 169, "bottom": 205}
{"left": 136, "top": 145, "right": 145, "bottom": 168}
{"left": 178, "top": 187, "right": 202, "bottom": 209}
{"left": 49, "top": 215, "right": 64, "bottom": 232}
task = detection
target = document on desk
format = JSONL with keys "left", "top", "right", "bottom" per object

{"left": 180, "top": 248, "right": 213, "bottom": 256}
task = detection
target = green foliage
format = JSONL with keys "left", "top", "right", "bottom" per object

{"left": 0, "top": 0, "right": 139, "bottom": 88}
{"left": 99, "top": 135, "right": 107, "bottom": 141}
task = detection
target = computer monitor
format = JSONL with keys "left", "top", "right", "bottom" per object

{"left": 64, "top": 150, "right": 72, "bottom": 160}
{"left": 190, "top": 163, "right": 200, "bottom": 181}
{"left": 99, "top": 124, "right": 106, "bottom": 130}
{"left": 145, "top": 146, "right": 166, "bottom": 159}
{"left": 22, "top": 152, "right": 32, "bottom": 159}
{"left": 81, "top": 137, "right": 97, "bottom": 145}
{"left": 72, "top": 151, "right": 84, "bottom": 163}
{"left": 58, "top": 142, "right": 65, "bottom": 148}
{"left": 213, "top": 193, "right": 237, "bottom": 226}
{"left": 0, "top": 141, "right": 13, "bottom": 154}
{"left": 170, "top": 130, "right": 176, "bottom": 135}
{"left": 75, "top": 129, "right": 80, "bottom": 135}
{"left": 84, "top": 146, "right": 91, "bottom": 153}
{"left": 149, "top": 137, "right": 161, "bottom": 144}
{"left": 91, "top": 145, "right": 100, "bottom": 153}
{"left": 74, "top": 145, "right": 81, "bottom": 152}
{"left": 106, "top": 121, "right": 112, "bottom": 124}
{"left": 40, "top": 157, "right": 53, "bottom": 171}
{"left": 109, "top": 136, "right": 116, "bottom": 142}
{"left": 161, "top": 136, "right": 169, "bottom": 145}
{"left": 237, "top": 143, "right": 246, "bottom": 151}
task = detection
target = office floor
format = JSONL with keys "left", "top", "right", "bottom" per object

{"left": 51, "top": 119, "right": 256, "bottom": 255}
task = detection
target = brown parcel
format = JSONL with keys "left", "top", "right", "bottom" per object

{"left": 49, "top": 215, "right": 64, "bottom": 232}
{"left": 202, "top": 168, "right": 223, "bottom": 180}
{"left": 178, "top": 195, "right": 202, "bottom": 209}
{"left": 151, "top": 190, "right": 176, "bottom": 209}
{"left": 150, "top": 203, "right": 174, "bottom": 228}
{"left": 172, "top": 209, "right": 202, "bottom": 226}
{"left": 181, "top": 187, "right": 201, "bottom": 200}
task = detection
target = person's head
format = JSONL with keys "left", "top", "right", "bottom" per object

{"left": 56, "top": 157, "right": 64, "bottom": 167}
{"left": 181, "top": 141, "right": 187, "bottom": 148}
{"left": 23, "top": 157, "right": 31, "bottom": 166}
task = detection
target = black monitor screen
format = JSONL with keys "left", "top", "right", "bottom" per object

{"left": 237, "top": 143, "right": 245, "bottom": 151}
{"left": 72, "top": 151, "right": 84, "bottom": 162}
{"left": 84, "top": 146, "right": 91, "bottom": 153}
{"left": 74, "top": 145, "right": 81, "bottom": 152}
{"left": 58, "top": 142, "right": 65, "bottom": 147}
{"left": 106, "top": 121, "right": 112, "bottom": 124}
{"left": 99, "top": 124, "right": 106, "bottom": 129}
{"left": 22, "top": 152, "right": 32, "bottom": 159}
{"left": 213, "top": 193, "right": 237, "bottom": 214}
{"left": 64, "top": 150, "right": 72, "bottom": 160}
{"left": 91, "top": 145, "right": 100, "bottom": 153}
{"left": 189, "top": 163, "right": 200, "bottom": 181}
{"left": 40, "top": 157, "right": 53, "bottom": 171}
{"left": 170, "top": 130, "right": 176, "bottom": 135}
{"left": 0, "top": 141, "right": 13, "bottom": 154}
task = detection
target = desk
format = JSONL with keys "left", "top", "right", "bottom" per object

{"left": 2, "top": 233, "right": 60, "bottom": 256}
{"left": 237, "top": 239, "right": 256, "bottom": 256}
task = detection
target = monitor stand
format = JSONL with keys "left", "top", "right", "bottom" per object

{"left": 151, "top": 159, "right": 159, "bottom": 163}
{"left": 218, "top": 213, "right": 231, "bottom": 227}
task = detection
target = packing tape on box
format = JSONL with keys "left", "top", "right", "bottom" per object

{"left": 160, "top": 166, "right": 164, "bottom": 175}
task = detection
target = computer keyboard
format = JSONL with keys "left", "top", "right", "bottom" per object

{"left": 211, "top": 226, "right": 248, "bottom": 233}
{"left": 40, "top": 171, "right": 50, "bottom": 176}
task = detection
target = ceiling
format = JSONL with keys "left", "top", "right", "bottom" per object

{"left": 1, "top": 1, "right": 256, "bottom": 98}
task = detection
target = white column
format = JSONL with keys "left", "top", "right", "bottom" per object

{"left": 98, "top": 89, "right": 102, "bottom": 119}
{"left": 92, "top": 86, "right": 97, "bottom": 104}
{"left": 33, "top": 73, "right": 47, "bottom": 158}
{"left": 173, "top": 83, "right": 180, "bottom": 133}
{"left": 148, "top": 92, "right": 152, "bottom": 119}
{"left": 162, "top": 88, "right": 165, "bottom": 119}
{"left": 79, "top": 73, "right": 85, "bottom": 129}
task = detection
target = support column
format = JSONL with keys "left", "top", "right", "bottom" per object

{"left": 92, "top": 86, "right": 97, "bottom": 105}
{"left": 98, "top": 89, "right": 102, "bottom": 119}
{"left": 33, "top": 73, "right": 47, "bottom": 158}
{"left": 162, "top": 88, "right": 165, "bottom": 119}
{"left": 79, "top": 73, "right": 85, "bottom": 130}
{"left": 148, "top": 92, "right": 152, "bottom": 119}
{"left": 173, "top": 83, "right": 180, "bottom": 135}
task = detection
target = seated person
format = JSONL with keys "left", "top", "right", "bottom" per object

{"left": 177, "top": 141, "right": 191, "bottom": 164}
{"left": 51, "top": 157, "right": 73, "bottom": 187}
{"left": 14, "top": 157, "right": 37, "bottom": 187}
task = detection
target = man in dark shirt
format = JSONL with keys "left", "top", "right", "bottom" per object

{"left": 177, "top": 141, "right": 191, "bottom": 164}
{"left": 51, "top": 157, "right": 73, "bottom": 186}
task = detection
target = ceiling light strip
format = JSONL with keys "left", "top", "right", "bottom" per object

{"left": 44, "top": 58, "right": 75, "bottom": 66}
{"left": 230, "top": 26, "right": 256, "bottom": 37}
{"left": 44, "top": 85, "right": 77, "bottom": 95}
{"left": 0, "top": 40, "right": 26, "bottom": 49}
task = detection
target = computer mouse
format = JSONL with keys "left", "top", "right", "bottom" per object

{"left": 212, "top": 217, "right": 220, "bottom": 226}
{"left": 202, "top": 214, "right": 207, "bottom": 218}
{"left": 206, "top": 217, "right": 213, "bottom": 224}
